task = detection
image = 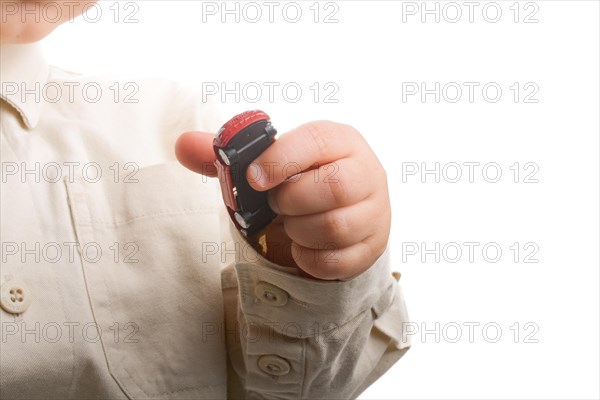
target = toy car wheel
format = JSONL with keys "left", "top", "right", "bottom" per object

{"left": 218, "top": 148, "right": 237, "bottom": 166}
{"left": 234, "top": 211, "right": 251, "bottom": 229}
{"left": 264, "top": 123, "right": 277, "bottom": 138}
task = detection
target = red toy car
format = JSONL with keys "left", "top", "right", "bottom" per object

{"left": 214, "top": 110, "right": 278, "bottom": 237}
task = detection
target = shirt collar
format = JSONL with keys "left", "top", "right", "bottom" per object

{"left": 0, "top": 43, "right": 50, "bottom": 129}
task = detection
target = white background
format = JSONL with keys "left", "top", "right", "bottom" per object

{"left": 42, "top": 1, "right": 599, "bottom": 398}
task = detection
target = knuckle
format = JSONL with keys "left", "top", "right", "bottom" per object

{"left": 322, "top": 211, "right": 349, "bottom": 239}
{"left": 341, "top": 122, "right": 361, "bottom": 138}
{"left": 305, "top": 123, "right": 331, "bottom": 158}
{"left": 324, "top": 168, "right": 350, "bottom": 207}
{"left": 303, "top": 120, "right": 346, "bottom": 155}
{"left": 338, "top": 122, "right": 364, "bottom": 146}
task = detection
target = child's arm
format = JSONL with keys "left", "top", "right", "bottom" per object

{"left": 178, "top": 121, "right": 411, "bottom": 398}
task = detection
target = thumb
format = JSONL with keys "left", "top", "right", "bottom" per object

{"left": 175, "top": 131, "right": 217, "bottom": 177}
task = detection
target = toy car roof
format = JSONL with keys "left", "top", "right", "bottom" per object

{"left": 214, "top": 110, "right": 270, "bottom": 148}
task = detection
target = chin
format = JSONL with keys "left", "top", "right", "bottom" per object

{"left": 1, "top": 24, "right": 58, "bottom": 44}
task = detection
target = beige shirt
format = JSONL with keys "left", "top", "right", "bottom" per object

{"left": 0, "top": 43, "right": 410, "bottom": 400}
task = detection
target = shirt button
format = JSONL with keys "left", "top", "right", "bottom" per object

{"left": 258, "top": 355, "right": 291, "bottom": 376}
{"left": 0, "top": 280, "right": 32, "bottom": 314}
{"left": 254, "top": 282, "right": 288, "bottom": 307}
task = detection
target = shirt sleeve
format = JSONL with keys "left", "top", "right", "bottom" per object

{"left": 219, "top": 205, "right": 411, "bottom": 399}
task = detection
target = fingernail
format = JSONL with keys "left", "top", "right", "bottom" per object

{"left": 248, "top": 163, "right": 266, "bottom": 188}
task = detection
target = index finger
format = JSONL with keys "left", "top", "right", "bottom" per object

{"left": 247, "top": 121, "right": 360, "bottom": 191}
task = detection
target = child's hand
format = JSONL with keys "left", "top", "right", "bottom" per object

{"left": 176, "top": 121, "right": 391, "bottom": 280}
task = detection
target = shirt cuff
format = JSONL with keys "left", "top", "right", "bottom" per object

{"left": 229, "top": 222, "right": 397, "bottom": 337}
